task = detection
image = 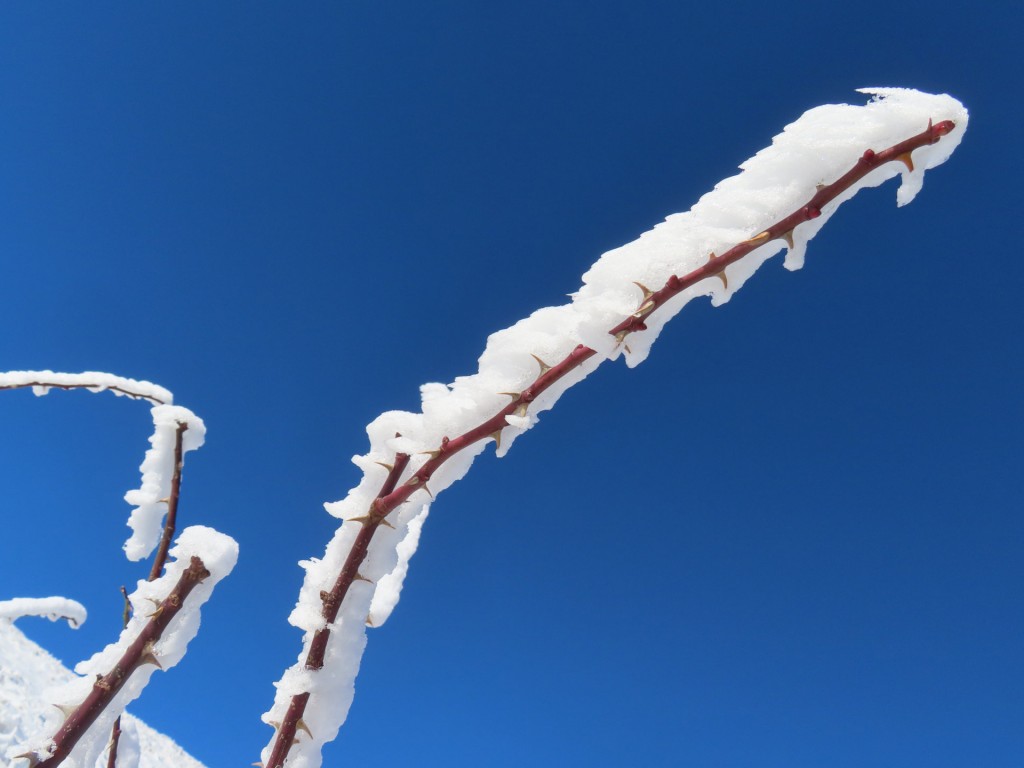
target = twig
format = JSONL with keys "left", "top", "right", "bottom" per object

{"left": 0, "top": 381, "right": 168, "bottom": 405}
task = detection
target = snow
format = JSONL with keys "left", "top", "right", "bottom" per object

{"left": 262, "top": 88, "right": 968, "bottom": 767}
{"left": 0, "top": 372, "right": 172, "bottom": 405}
{"left": 0, "top": 599, "right": 87, "bottom": 630}
{"left": 0, "top": 618, "right": 206, "bottom": 768}
{"left": 123, "top": 406, "right": 206, "bottom": 562}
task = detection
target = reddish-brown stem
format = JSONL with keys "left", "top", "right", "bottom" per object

{"left": 104, "top": 718, "right": 122, "bottom": 768}
{"left": 30, "top": 556, "right": 211, "bottom": 768}
{"left": 264, "top": 453, "right": 411, "bottom": 768}
{"left": 263, "top": 118, "right": 955, "bottom": 768}
{"left": 147, "top": 422, "right": 189, "bottom": 582}
{"left": 0, "top": 381, "right": 168, "bottom": 405}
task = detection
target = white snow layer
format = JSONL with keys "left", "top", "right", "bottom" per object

{"left": 0, "top": 599, "right": 87, "bottom": 630}
{"left": 263, "top": 88, "right": 967, "bottom": 768}
{"left": 0, "top": 371, "right": 172, "bottom": 404}
{"left": 0, "top": 620, "right": 206, "bottom": 768}
{"left": 8, "top": 526, "right": 237, "bottom": 768}
{"left": 123, "top": 406, "right": 206, "bottom": 562}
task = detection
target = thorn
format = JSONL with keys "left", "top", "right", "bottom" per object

{"left": 268, "top": 720, "right": 281, "bottom": 731}
{"left": 498, "top": 391, "right": 521, "bottom": 401}
{"left": 419, "top": 448, "right": 442, "bottom": 459}
{"left": 613, "top": 329, "right": 630, "bottom": 344}
{"left": 141, "top": 641, "right": 163, "bottom": 669}
{"left": 514, "top": 402, "right": 529, "bottom": 418}
{"left": 706, "top": 253, "right": 727, "bottom": 289}
{"left": 354, "top": 572, "right": 373, "bottom": 584}
{"left": 348, "top": 514, "right": 375, "bottom": 526}
{"left": 252, "top": 763, "right": 265, "bottom": 767}
{"left": 374, "top": 461, "right": 394, "bottom": 472}
{"left": 896, "top": 151, "right": 914, "bottom": 172}
{"left": 632, "top": 281, "right": 653, "bottom": 300}
{"left": 11, "top": 751, "right": 41, "bottom": 768}
{"left": 633, "top": 300, "right": 655, "bottom": 318}
{"left": 491, "top": 429, "right": 503, "bottom": 449}
{"left": 816, "top": 183, "right": 826, "bottom": 191}
{"left": 380, "top": 516, "right": 395, "bottom": 529}
{"left": 291, "top": 738, "right": 300, "bottom": 746}
{"left": 296, "top": 719, "right": 313, "bottom": 738}
{"left": 530, "top": 353, "right": 552, "bottom": 375}
{"left": 782, "top": 230, "right": 795, "bottom": 249}
{"left": 366, "top": 614, "right": 376, "bottom": 627}
{"left": 624, "top": 343, "right": 632, "bottom": 354}
{"left": 745, "top": 230, "right": 772, "bottom": 246}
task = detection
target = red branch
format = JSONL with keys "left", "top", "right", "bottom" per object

{"left": 263, "top": 118, "right": 955, "bottom": 768}
{"left": 25, "top": 556, "right": 211, "bottom": 768}
{"left": 264, "top": 453, "right": 411, "bottom": 768}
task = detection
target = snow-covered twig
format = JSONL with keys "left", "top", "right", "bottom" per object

{"left": 0, "top": 372, "right": 171, "bottom": 405}
{"left": 10, "top": 527, "right": 238, "bottom": 768}
{"left": 0, "top": 599, "right": 87, "bottom": 630}
{"left": 261, "top": 89, "right": 967, "bottom": 768}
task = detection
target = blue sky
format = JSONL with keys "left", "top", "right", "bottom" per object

{"left": 1, "top": 2, "right": 1021, "bottom": 766}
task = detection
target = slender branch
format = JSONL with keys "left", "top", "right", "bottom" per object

{"left": 0, "top": 381, "right": 168, "bottom": 405}
{"left": 147, "top": 422, "right": 189, "bottom": 581}
{"left": 263, "top": 118, "right": 956, "bottom": 768}
{"left": 264, "top": 453, "right": 411, "bottom": 768}
{"left": 21, "top": 557, "right": 211, "bottom": 768}
{"left": 105, "top": 587, "right": 134, "bottom": 768}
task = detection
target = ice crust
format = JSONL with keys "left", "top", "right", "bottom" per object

{"left": 264, "top": 89, "right": 967, "bottom": 767}
{"left": 9, "top": 526, "right": 237, "bottom": 768}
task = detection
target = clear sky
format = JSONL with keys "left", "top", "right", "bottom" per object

{"left": 1, "top": 2, "right": 1021, "bottom": 767}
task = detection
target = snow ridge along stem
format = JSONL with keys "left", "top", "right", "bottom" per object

{"left": 261, "top": 115, "right": 959, "bottom": 768}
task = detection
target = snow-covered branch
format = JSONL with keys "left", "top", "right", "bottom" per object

{"left": 260, "top": 88, "right": 968, "bottom": 768}
{"left": 8, "top": 528, "right": 237, "bottom": 768}
{"left": 0, "top": 599, "right": 87, "bottom": 630}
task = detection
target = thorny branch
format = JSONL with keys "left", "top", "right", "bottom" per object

{"left": 18, "top": 556, "right": 211, "bottom": 768}
{"left": 262, "top": 118, "right": 956, "bottom": 767}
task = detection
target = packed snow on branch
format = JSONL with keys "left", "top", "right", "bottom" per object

{"left": 0, "top": 371, "right": 173, "bottom": 404}
{"left": 262, "top": 88, "right": 967, "bottom": 767}
{"left": 0, "top": 599, "right": 88, "bottom": 630}
{"left": 7, "top": 526, "right": 238, "bottom": 768}
{"left": 123, "top": 405, "right": 206, "bottom": 562}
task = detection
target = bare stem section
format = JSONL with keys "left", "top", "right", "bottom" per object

{"left": 262, "top": 118, "right": 957, "bottom": 768}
